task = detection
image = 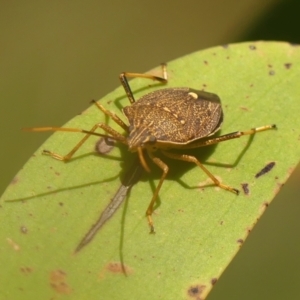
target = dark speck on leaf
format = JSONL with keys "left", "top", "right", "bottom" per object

{"left": 187, "top": 284, "right": 206, "bottom": 298}
{"left": 249, "top": 45, "right": 256, "bottom": 50}
{"left": 241, "top": 183, "right": 249, "bottom": 195}
{"left": 20, "top": 226, "right": 28, "bottom": 234}
{"left": 284, "top": 63, "right": 292, "bottom": 69}
{"left": 269, "top": 70, "right": 275, "bottom": 76}
{"left": 255, "top": 162, "right": 276, "bottom": 178}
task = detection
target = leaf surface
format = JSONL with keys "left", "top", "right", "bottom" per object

{"left": 1, "top": 41, "right": 300, "bottom": 300}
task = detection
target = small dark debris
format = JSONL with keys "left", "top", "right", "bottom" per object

{"left": 211, "top": 278, "right": 218, "bottom": 285}
{"left": 187, "top": 284, "right": 206, "bottom": 298}
{"left": 255, "top": 162, "right": 276, "bottom": 178}
{"left": 95, "top": 137, "right": 115, "bottom": 154}
{"left": 59, "top": 202, "right": 64, "bottom": 206}
{"left": 269, "top": 70, "right": 275, "bottom": 76}
{"left": 203, "top": 60, "right": 208, "bottom": 65}
{"left": 241, "top": 183, "right": 250, "bottom": 195}
{"left": 263, "top": 201, "right": 269, "bottom": 208}
{"left": 20, "top": 226, "right": 28, "bottom": 234}
{"left": 55, "top": 172, "right": 60, "bottom": 176}
{"left": 237, "top": 238, "right": 244, "bottom": 244}
{"left": 249, "top": 45, "right": 256, "bottom": 50}
{"left": 284, "top": 63, "right": 292, "bottom": 69}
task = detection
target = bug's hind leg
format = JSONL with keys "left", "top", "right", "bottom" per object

{"left": 184, "top": 124, "right": 276, "bottom": 149}
{"left": 162, "top": 151, "right": 239, "bottom": 194}
{"left": 146, "top": 151, "right": 169, "bottom": 233}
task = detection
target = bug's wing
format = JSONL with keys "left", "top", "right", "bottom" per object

{"left": 126, "top": 87, "right": 223, "bottom": 143}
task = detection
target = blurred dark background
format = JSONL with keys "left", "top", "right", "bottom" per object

{"left": 1, "top": 1, "right": 299, "bottom": 299}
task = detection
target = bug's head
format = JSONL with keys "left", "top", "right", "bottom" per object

{"left": 127, "top": 126, "right": 157, "bottom": 152}
{"left": 127, "top": 126, "right": 157, "bottom": 173}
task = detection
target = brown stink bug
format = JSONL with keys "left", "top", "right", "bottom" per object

{"left": 24, "top": 64, "right": 276, "bottom": 233}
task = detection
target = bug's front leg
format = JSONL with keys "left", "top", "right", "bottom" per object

{"left": 146, "top": 151, "right": 169, "bottom": 233}
{"left": 23, "top": 123, "right": 127, "bottom": 161}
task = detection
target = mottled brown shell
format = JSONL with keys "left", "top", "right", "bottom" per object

{"left": 123, "top": 87, "right": 223, "bottom": 147}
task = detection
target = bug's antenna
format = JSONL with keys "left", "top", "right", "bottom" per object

{"left": 22, "top": 127, "right": 123, "bottom": 142}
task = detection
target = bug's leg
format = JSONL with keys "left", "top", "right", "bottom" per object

{"left": 185, "top": 124, "right": 277, "bottom": 149}
{"left": 162, "top": 150, "right": 239, "bottom": 194}
{"left": 119, "top": 63, "right": 168, "bottom": 104}
{"left": 23, "top": 124, "right": 127, "bottom": 161}
{"left": 146, "top": 151, "right": 169, "bottom": 233}
{"left": 91, "top": 100, "right": 129, "bottom": 132}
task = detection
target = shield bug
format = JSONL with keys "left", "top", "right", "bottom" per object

{"left": 24, "top": 64, "right": 276, "bottom": 233}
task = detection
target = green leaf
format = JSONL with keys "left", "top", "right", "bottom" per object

{"left": 1, "top": 41, "right": 300, "bottom": 300}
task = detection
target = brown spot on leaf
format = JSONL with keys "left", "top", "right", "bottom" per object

{"left": 187, "top": 284, "right": 206, "bottom": 299}
{"left": 259, "top": 201, "right": 270, "bottom": 215}
{"left": 240, "top": 106, "right": 250, "bottom": 112}
{"left": 20, "top": 226, "right": 28, "bottom": 234}
{"left": 106, "top": 262, "right": 133, "bottom": 275}
{"left": 284, "top": 63, "right": 292, "bottom": 69}
{"left": 249, "top": 44, "right": 256, "bottom": 50}
{"left": 49, "top": 269, "right": 72, "bottom": 294}
{"left": 273, "top": 181, "right": 284, "bottom": 196}
{"left": 20, "top": 266, "right": 33, "bottom": 275}
{"left": 10, "top": 176, "right": 19, "bottom": 185}
{"left": 237, "top": 238, "right": 244, "bottom": 245}
{"left": 211, "top": 278, "right": 218, "bottom": 285}
{"left": 6, "top": 238, "right": 20, "bottom": 251}
{"left": 269, "top": 70, "right": 275, "bottom": 76}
